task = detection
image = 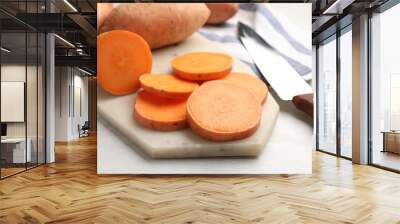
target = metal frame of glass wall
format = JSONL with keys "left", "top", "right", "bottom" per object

{"left": 0, "top": 0, "right": 47, "bottom": 180}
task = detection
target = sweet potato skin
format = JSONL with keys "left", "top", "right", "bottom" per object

{"left": 99, "top": 3, "right": 210, "bottom": 49}
{"left": 134, "top": 107, "right": 187, "bottom": 131}
{"left": 206, "top": 3, "right": 239, "bottom": 25}
{"left": 97, "top": 3, "right": 113, "bottom": 30}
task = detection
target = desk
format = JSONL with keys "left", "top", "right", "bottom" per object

{"left": 1, "top": 138, "right": 31, "bottom": 163}
{"left": 382, "top": 131, "right": 400, "bottom": 154}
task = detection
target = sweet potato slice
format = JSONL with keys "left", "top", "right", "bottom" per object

{"left": 187, "top": 81, "right": 261, "bottom": 141}
{"left": 222, "top": 72, "right": 268, "bottom": 104}
{"left": 134, "top": 91, "right": 187, "bottom": 131}
{"left": 139, "top": 74, "right": 199, "bottom": 99}
{"left": 172, "top": 52, "right": 233, "bottom": 81}
{"left": 97, "top": 30, "right": 152, "bottom": 95}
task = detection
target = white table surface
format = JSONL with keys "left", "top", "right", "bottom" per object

{"left": 98, "top": 89, "right": 313, "bottom": 174}
{"left": 1, "top": 137, "right": 32, "bottom": 163}
{"left": 1, "top": 138, "right": 26, "bottom": 143}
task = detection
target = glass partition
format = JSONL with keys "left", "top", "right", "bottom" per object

{"left": 0, "top": 1, "right": 46, "bottom": 179}
{"left": 370, "top": 3, "right": 400, "bottom": 171}
{"left": 339, "top": 27, "right": 352, "bottom": 158}
{"left": 27, "top": 31, "right": 38, "bottom": 169}
{"left": 1, "top": 30, "right": 28, "bottom": 177}
{"left": 38, "top": 32, "right": 45, "bottom": 165}
{"left": 317, "top": 36, "right": 337, "bottom": 155}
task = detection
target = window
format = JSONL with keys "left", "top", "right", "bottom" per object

{"left": 317, "top": 36, "right": 337, "bottom": 155}
{"left": 339, "top": 27, "right": 352, "bottom": 158}
{"left": 370, "top": 2, "right": 400, "bottom": 171}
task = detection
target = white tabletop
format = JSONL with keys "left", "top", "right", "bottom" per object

{"left": 1, "top": 138, "right": 26, "bottom": 144}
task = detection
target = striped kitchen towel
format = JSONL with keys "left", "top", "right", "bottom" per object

{"left": 199, "top": 3, "right": 312, "bottom": 81}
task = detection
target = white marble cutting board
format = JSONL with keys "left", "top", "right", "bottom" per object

{"left": 97, "top": 33, "right": 279, "bottom": 159}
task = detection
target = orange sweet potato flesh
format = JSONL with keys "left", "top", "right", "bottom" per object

{"left": 97, "top": 30, "right": 152, "bottom": 95}
{"left": 187, "top": 81, "right": 261, "bottom": 141}
{"left": 134, "top": 91, "right": 187, "bottom": 131}
{"left": 222, "top": 72, "right": 268, "bottom": 104}
{"left": 97, "top": 3, "right": 114, "bottom": 31}
{"left": 172, "top": 52, "right": 233, "bottom": 81}
{"left": 139, "top": 74, "right": 199, "bottom": 99}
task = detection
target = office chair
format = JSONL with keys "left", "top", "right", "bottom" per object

{"left": 79, "top": 121, "right": 90, "bottom": 138}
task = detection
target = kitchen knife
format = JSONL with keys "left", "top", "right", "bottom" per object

{"left": 238, "top": 22, "right": 313, "bottom": 102}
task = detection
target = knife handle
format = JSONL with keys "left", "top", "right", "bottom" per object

{"left": 292, "top": 93, "right": 313, "bottom": 117}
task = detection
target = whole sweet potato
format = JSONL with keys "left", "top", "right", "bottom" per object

{"left": 99, "top": 3, "right": 210, "bottom": 49}
{"left": 206, "top": 3, "right": 239, "bottom": 25}
{"left": 97, "top": 3, "right": 113, "bottom": 30}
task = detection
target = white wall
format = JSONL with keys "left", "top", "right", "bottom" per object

{"left": 54, "top": 67, "right": 89, "bottom": 141}
{"left": 55, "top": 66, "right": 70, "bottom": 141}
{"left": 1, "top": 65, "right": 41, "bottom": 137}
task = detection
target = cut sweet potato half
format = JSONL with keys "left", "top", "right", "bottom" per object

{"left": 134, "top": 91, "right": 187, "bottom": 131}
{"left": 97, "top": 30, "right": 152, "bottom": 95}
{"left": 222, "top": 72, "right": 268, "bottom": 104}
{"left": 139, "top": 74, "right": 199, "bottom": 99}
{"left": 172, "top": 52, "right": 233, "bottom": 81}
{"left": 187, "top": 81, "right": 261, "bottom": 141}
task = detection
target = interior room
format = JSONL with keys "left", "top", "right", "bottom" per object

{"left": 1, "top": 0, "right": 400, "bottom": 223}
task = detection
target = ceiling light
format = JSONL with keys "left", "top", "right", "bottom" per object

{"left": 78, "top": 67, "right": 93, "bottom": 76}
{"left": 1, "top": 47, "right": 11, "bottom": 53}
{"left": 54, "top": 34, "right": 75, "bottom": 48}
{"left": 63, "top": 0, "right": 78, "bottom": 12}
{"left": 323, "top": 0, "right": 355, "bottom": 15}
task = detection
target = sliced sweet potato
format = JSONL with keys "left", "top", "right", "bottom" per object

{"left": 97, "top": 30, "right": 152, "bottom": 95}
{"left": 172, "top": 52, "right": 233, "bottom": 81}
{"left": 187, "top": 81, "right": 261, "bottom": 141}
{"left": 139, "top": 74, "right": 199, "bottom": 99}
{"left": 222, "top": 72, "right": 268, "bottom": 104}
{"left": 134, "top": 91, "right": 187, "bottom": 131}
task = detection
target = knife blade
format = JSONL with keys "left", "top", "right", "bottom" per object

{"left": 238, "top": 22, "right": 313, "bottom": 102}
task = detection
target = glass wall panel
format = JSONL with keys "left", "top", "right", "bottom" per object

{"left": 371, "top": 3, "right": 400, "bottom": 171}
{"left": 317, "top": 36, "right": 337, "bottom": 154}
{"left": 0, "top": 1, "right": 46, "bottom": 179}
{"left": 38, "top": 32, "right": 45, "bottom": 165}
{"left": 26, "top": 0, "right": 40, "bottom": 169}
{"left": 1, "top": 30, "right": 28, "bottom": 177}
{"left": 27, "top": 30, "right": 38, "bottom": 169}
{"left": 339, "top": 28, "right": 352, "bottom": 158}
